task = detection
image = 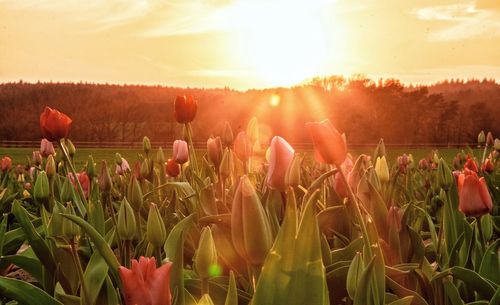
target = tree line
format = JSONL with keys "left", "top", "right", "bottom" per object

{"left": 0, "top": 77, "right": 498, "bottom": 146}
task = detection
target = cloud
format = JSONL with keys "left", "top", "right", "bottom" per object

{"left": 414, "top": 1, "right": 500, "bottom": 41}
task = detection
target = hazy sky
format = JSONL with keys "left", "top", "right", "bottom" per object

{"left": 1, "top": 0, "right": 499, "bottom": 89}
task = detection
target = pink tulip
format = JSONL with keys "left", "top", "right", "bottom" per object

{"left": 173, "top": 140, "right": 188, "bottom": 165}
{"left": 266, "top": 136, "right": 294, "bottom": 191}
{"left": 40, "top": 138, "right": 55, "bottom": 157}
{"left": 457, "top": 171, "right": 493, "bottom": 217}
{"left": 306, "top": 119, "right": 347, "bottom": 165}
{"left": 1, "top": 156, "right": 12, "bottom": 172}
{"left": 116, "top": 158, "right": 131, "bottom": 175}
{"left": 233, "top": 131, "right": 252, "bottom": 163}
{"left": 119, "top": 256, "right": 172, "bottom": 305}
{"left": 207, "top": 136, "right": 223, "bottom": 168}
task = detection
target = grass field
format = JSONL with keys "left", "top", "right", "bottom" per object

{"left": 0, "top": 146, "right": 482, "bottom": 169}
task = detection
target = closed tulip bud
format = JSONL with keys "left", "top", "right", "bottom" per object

{"left": 174, "top": 95, "right": 197, "bottom": 124}
{"left": 39, "top": 106, "right": 72, "bottom": 141}
{"left": 60, "top": 177, "right": 74, "bottom": 203}
{"left": 495, "top": 138, "right": 500, "bottom": 151}
{"left": 432, "top": 152, "right": 439, "bottom": 165}
{"left": 99, "top": 160, "right": 112, "bottom": 194}
{"left": 117, "top": 198, "right": 136, "bottom": 241}
{"left": 1, "top": 156, "right": 12, "bottom": 172}
{"left": 387, "top": 206, "right": 403, "bottom": 233}
{"left": 165, "top": 159, "right": 180, "bottom": 178}
{"left": 408, "top": 154, "right": 415, "bottom": 169}
{"left": 219, "top": 148, "right": 234, "bottom": 180}
{"left": 115, "top": 153, "right": 123, "bottom": 165}
{"left": 66, "top": 139, "right": 76, "bottom": 157}
{"left": 49, "top": 201, "right": 65, "bottom": 237}
{"left": 346, "top": 252, "right": 364, "bottom": 300}
{"left": 143, "top": 136, "right": 151, "bottom": 154}
{"left": 86, "top": 155, "right": 96, "bottom": 179}
{"left": 173, "top": 140, "right": 189, "bottom": 165}
{"left": 285, "top": 154, "right": 301, "bottom": 188}
{"left": 373, "top": 138, "right": 386, "bottom": 159}
{"left": 62, "top": 202, "right": 80, "bottom": 239}
{"left": 486, "top": 132, "right": 494, "bottom": 146}
{"left": 464, "top": 158, "right": 478, "bottom": 172}
{"left": 267, "top": 136, "right": 295, "bottom": 191}
{"left": 116, "top": 157, "right": 130, "bottom": 175}
{"left": 306, "top": 119, "right": 347, "bottom": 165}
{"left": 32, "top": 151, "right": 42, "bottom": 166}
{"left": 234, "top": 131, "right": 252, "bottom": 163}
{"left": 246, "top": 116, "right": 259, "bottom": 144}
{"left": 437, "top": 158, "right": 453, "bottom": 190}
{"left": 156, "top": 147, "right": 166, "bottom": 164}
{"left": 147, "top": 203, "right": 167, "bottom": 248}
{"left": 195, "top": 226, "right": 218, "bottom": 279}
{"left": 478, "top": 130, "right": 486, "bottom": 145}
{"left": 375, "top": 156, "right": 390, "bottom": 183}
{"left": 140, "top": 159, "right": 150, "bottom": 178}
{"left": 207, "top": 137, "right": 223, "bottom": 168}
{"left": 418, "top": 158, "right": 428, "bottom": 170}
{"left": 222, "top": 121, "right": 234, "bottom": 147}
{"left": 45, "top": 155, "right": 56, "bottom": 178}
{"left": 33, "top": 171, "right": 49, "bottom": 206}
{"left": 40, "top": 138, "right": 55, "bottom": 157}
{"left": 128, "top": 176, "right": 143, "bottom": 212}
{"left": 231, "top": 175, "right": 273, "bottom": 265}
{"left": 482, "top": 159, "right": 494, "bottom": 173}
{"left": 458, "top": 171, "right": 493, "bottom": 217}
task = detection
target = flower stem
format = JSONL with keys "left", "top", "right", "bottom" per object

{"left": 58, "top": 139, "right": 88, "bottom": 209}
{"left": 476, "top": 216, "right": 486, "bottom": 251}
{"left": 70, "top": 239, "right": 89, "bottom": 305}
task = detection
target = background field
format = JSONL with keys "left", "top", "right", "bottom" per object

{"left": 0, "top": 146, "right": 482, "bottom": 169}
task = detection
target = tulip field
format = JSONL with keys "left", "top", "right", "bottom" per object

{"left": 0, "top": 99, "right": 499, "bottom": 305}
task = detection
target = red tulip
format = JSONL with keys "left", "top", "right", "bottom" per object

{"left": 482, "top": 159, "right": 494, "bottom": 173}
{"left": 418, "top": 158, "right": 429, "bottom": 170}
{"left": 68, "top": 172, "right": 90, "bottom": 198}
{"left": 457, "top": 171, "right": 493, "bottom": 217}
{"left": 174, "top": 95, "right": 197, "bottom": 124}
{"left": 306, "top": 119, "right": 347, "bottom": 165}
{"left": 39, "top": 107, "right": 72, "bottom": 141}
{"left": 119, "top": 256, "right": 172, "bottom": 305}
{"left": 266, "top": 136, "right": 295, "bottom": 191}
{"left": 464, "top": 157, "right": 478, "bottom": 172}
{"left": 165, "top": 159, "right": 180, "bottom": 178}
{"left": 173, "top": 140, "right": 188, "bottom": 165}
{"left": 233, "top": 131, "right": 252, "bottom": 163}
{"left": 1, "top": 156, "right": 12, "bottom": 172}
{"left": 40, "top": 139, "right": 55, "bottom": 157}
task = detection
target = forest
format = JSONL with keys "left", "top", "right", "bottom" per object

{"left": 0, "top": 76, "right": 498, "bottom": 146}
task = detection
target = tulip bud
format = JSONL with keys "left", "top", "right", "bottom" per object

{"left": 173, "top": 140, "right": 189, "bottom": 165}
{"left": 375, "top": 156, "right": 390, "bottom": 183}
{"left": 140, "top": 159, "right": 150, "bottom": 178}
{"left": 40, "top": 138, "right": 55, "bottom": 157}
{"left": 387, "top": 206, "right": 403, "bottom": 233}
{"left": 432, "top": 152, "right": 439, "bottom": 165}
{"left": 143, "top": 136, "right": 151, "bottom": 154}
{"left": 458, "top": 171, "right": 493, "bottom": 217}
{"left": 246, "top": 116, "right": 259, "bottom": 144}
{"left": 437, "top": 158, "right": 453, "bottom": 190}
{"left": 207, "top": 137, "right": 223, "bottom": 168}
{"left": 482, "top": 159, "right": 494, "bottom": 173}
{"left": 233, "top": 132, "right": 252, "bottom": 163}
{"left": 495, "top": 138, "right": 500, "bottom": 151}
{"left": 32, "top": 151, "right": 42, "bottom": 166}
{"left": 346, "top": 252, "right": 364, "bottom": 300}
{"left": 128, "top": 176, "right": 143, "bottom": 212}
{"left": 219, "top": 148, "right": 234, "bottom": 180}
{"left": 62, "top": 202, "right": 80, "bottom": 239}
{"left": 33, "top": 171, "right": 49, "bottom": 207}
{"left": 117, "top": 198, "right": 136, "bottom": 241}
{"left": 486, "top": 132, "right": 494, "bottom": 146}
{"left": 115, "top": 153, "right": 123, "bottom": 165}
{"left": 116, "top": 157, "right": 131, "bottom": 175}
{"left": 86, "top": 155, "right": 96, "bottom": 179}
{"left": 306, "top": 119, "right": 347, "bottom": 165}
{"left": 266, "top": 136, "right": 295, "bottom": 191}
{"left": 66, "top": 139, "right": 76, "bottom": 157}
{"left": 373, "top": 138, "right": 386, "bottom": 159}
{"left": 165, "top": 159, "right": 180, "bottom": 178}
{"left": 156, "top": 147, "right": 166, "bottom": 165}
{"left": 45, "top": 155, "right": 56, "bottom": 179}
{"left": 99, "top": 160, "right": 112, "bottom": 194}
{"left": 194, "top": 226, "right": 218, "bottom": 279}
{"left": 60, "top": 177, "right": 74, "bottom": 203}
{"left": 49, "top": 201, "right": 65, "bottom": 237}
{"left": 478, "top": 130, "right": 486, "bottom": 146}
{"left": 231, "top": 175, "right": 273, "bottom": 265}
{"left": 1, "top": 156, "right": 11, "bottom": 172}
{"left": 222, "top": 121, "right": 234, "bottom": 147}
{"left": 285, "top": 154, "right": 302, "bottom": 188}
{"left": 146, "top": 203, "right": 167, "bottom": 248}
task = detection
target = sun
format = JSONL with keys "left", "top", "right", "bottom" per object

{"left": 229, "top": 1, "right": 332, "bottom": 87}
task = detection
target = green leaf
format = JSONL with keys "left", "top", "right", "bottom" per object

{"left": 442, "top": 277, "right": 464, "bottom": 305}
{"left": 353, "top": 256, "right": 375, "bottom": 305}
{"left": 0, "top": 254, "right": 43, "bottom": 283}
{"left": 225, "top": 271, "right": 238, "bottom": 305}
{"left": 387, "top": 296, "right": 414, "bottom": 305}
{"left": 0, "top": 276, "right": 63, "bottom": 305}
{"left": 0, "top": 214, "right": 7, "bottom": 255}
{"left": 432, "top": 266, "right": 497, "bottom": 300}
{"left": 478, "top": 239, "right": 499, "bottom": 285}
{"left": 83, "top": 252, "right": 109, "bottom": 305}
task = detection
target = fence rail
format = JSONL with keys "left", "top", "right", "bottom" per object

{"left": 0, "top": 140, "right": 476, "bottom": 149}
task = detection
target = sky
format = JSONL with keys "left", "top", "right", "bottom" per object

{"left": 0, "top": 0, "right": 499, "bottom": 89}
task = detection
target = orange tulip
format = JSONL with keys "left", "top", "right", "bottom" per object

{"left": 165, "top": 159, "right": 180, "bottom": 178}
{"left": 39, "top": 107, "right": 72, "bottom": 141}
{"left": 457, "top": 171, "right": 493, "bottom": 217}
{"left": 174, "top": 95, "right": 197, "bottom": 124}
{"left": 233, "top": 131, "right": 252, "bottom": 163}
{"left": 464, "top": 157, "right": 478, "bottom": 172}
{"left": 306, "top": 119, "right": 347, "bottom": 165}
{"left": 1, "top": 156, "right": 12, "bottom": 172}
{"left": 266, "top": 136, "right": 294, "bottom": 191}
{"left": 119, "top": 256, "right": 172, "bottom": 305}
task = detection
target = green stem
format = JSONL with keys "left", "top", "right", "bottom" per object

{"left": 476, "top": 216, "right": 486, "bottom": 251}
{"left": 58, "top": 139, "right": 88, "bottom": 209}
{"left": 481, "top": 144, "right": 488, "bottom": 166}
{"left": 201, "top": 278, "right": 209, "bottom": 295}
{"left": 185, "top": 123, "right": 199, "bottom": 174}
{"left": 154, "top": 247, "right": 162, "bottom": 267}
{"left": 70, "top": 239, "right": 89, "bottom": 305}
